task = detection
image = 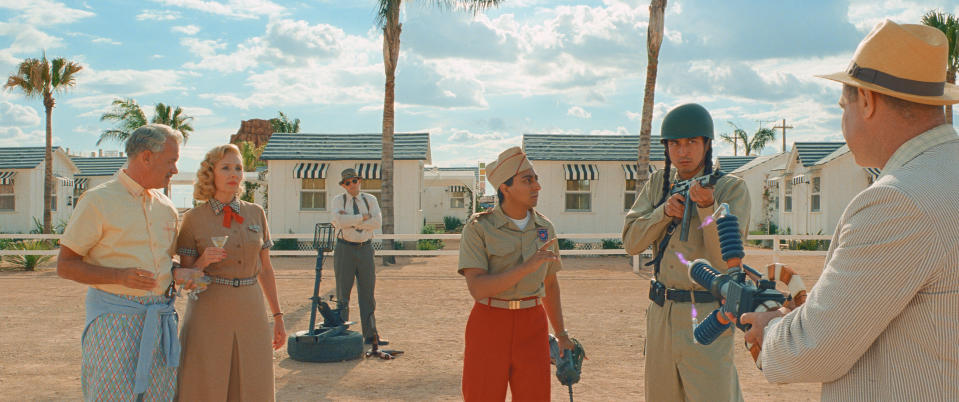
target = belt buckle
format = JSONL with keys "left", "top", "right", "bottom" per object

{"left": 509, "top": 300, "right": 521, "bottom": 310}
{"left": 232, "top": 278, "right": 240, "bottom": 287}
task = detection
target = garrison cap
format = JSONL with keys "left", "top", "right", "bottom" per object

{"left": 486, "top": 146, "right": 534, "bottom": 190}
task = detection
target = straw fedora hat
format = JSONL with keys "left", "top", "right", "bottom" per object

{"left": 818, "top": 19, "right": 959, "bottom": 105}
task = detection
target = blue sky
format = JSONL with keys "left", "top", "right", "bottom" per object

{"left": 2, "top": 0, "right": 958, "bottom": 178}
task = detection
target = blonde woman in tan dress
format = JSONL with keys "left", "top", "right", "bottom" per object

{"left": 175, "top": 144, "right": 286, "bottom": 401}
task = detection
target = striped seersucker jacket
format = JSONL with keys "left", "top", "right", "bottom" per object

{"left": 758, "top": 124, "right": 959, "bottom": 401}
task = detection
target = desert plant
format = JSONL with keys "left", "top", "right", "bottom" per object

{"left": 601, "top": 238, "right": 623, "bottom": 249}
{"left": 3, "top": 240, "right": 54, "bottom": 271}
{"left": 417, "top": 225, "right": 444, "bottom": 251}
{"left": 272, "top": 238, "right": 299, "bottom": 251}
{"left": 558, "top": 238, "right": 576, "bottom": 250}
{"left": 443, "top": 215, "right": 463, "bottom": 232}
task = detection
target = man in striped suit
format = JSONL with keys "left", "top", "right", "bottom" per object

{"left": 740, "top": 20, "right": 959, "bottom": 400}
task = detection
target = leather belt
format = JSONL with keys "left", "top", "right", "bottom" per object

{"left": 338, "top": 238, "right": 371, "bottom": 246}
{"left": 209, "top": 275, "right": 258, "bottom": 287}
{"left": 479, "top": 297, "right": 541, "bottom": 310}
{"left": 649, "top": 280, "right": 716, "bottom": 307}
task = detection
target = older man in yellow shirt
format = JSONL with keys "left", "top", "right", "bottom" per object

{"left": 57, "top": 124, "right": 190, "bottom": 401}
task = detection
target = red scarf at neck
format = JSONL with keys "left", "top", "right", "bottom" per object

{"left": 222, "top": 205, "right": 244, "bottom": 228}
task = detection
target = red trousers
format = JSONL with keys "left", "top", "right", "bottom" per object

{"left": 462, "top": 301, "right": 550, "bottom": 401}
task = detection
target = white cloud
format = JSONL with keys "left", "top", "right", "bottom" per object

{"left": 0, "top": 0, "right": 95, "bottom": 25}
{"left": 567, "top": 106, "right": 591, "bottom": 119}
{"left": 588, "top": 126, "right": 630, "bottom": 135}
{"left": 92, "top": 37, "right": 122, "bottom": 45}
{"left": 151, "top": 0, "right": 286, "bottom": 19}
{"left": 0, "top": 126, "right": 44, "bottom": 147}
{"left": 0, "top": 22, "right": 64, "bottom": 53}
{"left": 171, "top": 25, "right": 201, "bottom": 35}
{"left": 0, "top": 102, "right": 41, "bottom": 127}
{"left": 136, "top": 9, "right": 182, "bottom": 21}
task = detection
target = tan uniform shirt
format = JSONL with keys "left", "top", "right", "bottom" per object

{"left": 622, "top": 167, "right": 750, "bottom": 288}
{"left": 458, "top": 206, "right": 562, "bottom": 299}
{"left": 176, "top": 198, "right": 273, "bottom": 279}
{"left": 60, "top": 169, "right": 178, "bottom": 296}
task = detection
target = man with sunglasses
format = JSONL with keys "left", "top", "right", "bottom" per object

{"left": 331, "top": 168, "right": 386, "bottom": 346}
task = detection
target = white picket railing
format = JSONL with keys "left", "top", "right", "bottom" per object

{"left": 0, "top": 232, "right": 832, "bottom": 269}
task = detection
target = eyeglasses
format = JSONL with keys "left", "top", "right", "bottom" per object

{"left": 343, "top": 178, "right": 359, "bottom": 185}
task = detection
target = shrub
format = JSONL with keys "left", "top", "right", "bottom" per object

{"left": 601, "top": 238, "right": 622, "bottom": 249}
{"left": 558, "top": 238, "right": 576, "bottom": 250}
{"left": 417, "top": 225, "right": 444, "bottom": 251}
{"left": 443, "top": 216, "right": 463, "bottom": 232}
{"left": 3, "top": 240, "right": 54, "bottom": 271}
{"left": 272, "top": 238, "right": 299, "bottom": 250}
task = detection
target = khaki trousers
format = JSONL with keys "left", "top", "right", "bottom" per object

{"left": 645, "top": 299, "right": 744, "bottom": 401}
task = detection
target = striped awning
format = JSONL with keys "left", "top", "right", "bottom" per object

{"left": 293, "top": 163, "right": 328, "bottom": 179}
{"left": 55, "top": 174, "right": 74, "bottom": 187}
{"left": 74, "top": 178, "right": 89, "bottom": 190}
{"left": 0, "top": 171, "right": 15, "bottom": 185}
{"left": 790, "top": 174, "right": 807, "bottom": 185}
{"left": 356, "top": 163, "right": 381, "bottom": 179}
{"left": 765, "top": 175, "right": 783, "bottom": 186}
{"left": 563, "top": 164, "right": 598, "bottom": 181}
{"left": 621, "top": 164, "right": 657, "bottom": 180}
{"left": 447, "top": 185, "right": 470, "bottom": 193}
{"left": 864, "top": 167, "right": 881, "bottom": 179}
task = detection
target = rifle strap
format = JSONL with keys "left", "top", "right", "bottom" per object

{"left": 645, "top": 220, "right": 678, "bottom": 280}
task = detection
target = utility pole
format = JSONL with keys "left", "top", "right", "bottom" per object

{"left": 773, "top": 119, "right": 793, "bottom": 153}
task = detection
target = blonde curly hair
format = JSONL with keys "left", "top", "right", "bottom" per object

{"left": 194, "top": 144, "right": 245, "bottom": 201}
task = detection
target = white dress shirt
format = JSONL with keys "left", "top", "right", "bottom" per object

{"left": 330, "top": 192, "right": 382, "bottom": 243}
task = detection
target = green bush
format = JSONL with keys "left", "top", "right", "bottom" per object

{"left": 443, "top": 216, "right": 463, "bottom": 232}
{"left": 417, "top": 225, "right": 445, "bottom": 251}
{"left": 3, "top": 240, "right": 54, "bottom": 271}
{"left": 601, "top": 238, "right": 622, "bottom": 249}
{"left": 558, "top": 238, "right": 576, "bottom": 250}
{"left": 272, "top": 238, "right": 299, "bottom": 250}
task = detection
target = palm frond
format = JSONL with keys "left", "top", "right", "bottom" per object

{"left": 749, "top": 128, "right": 777, "bottom": 155}
{"left": 96, "top": 129, "right": 130, "bottom": 146}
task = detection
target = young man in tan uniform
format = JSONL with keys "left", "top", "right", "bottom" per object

{"left": 458, "top": 146, "right": 574, "bottom": 401}
{"left": 622, "top": 104, "right": 750, "bottom": 401}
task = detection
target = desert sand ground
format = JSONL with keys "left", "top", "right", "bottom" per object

{"left": 0, "top": 248, "right": 825, "bottom": 401}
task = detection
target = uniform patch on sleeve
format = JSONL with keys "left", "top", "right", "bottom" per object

{"left": 537, "top": 228, "right": 548, "bottom": 242}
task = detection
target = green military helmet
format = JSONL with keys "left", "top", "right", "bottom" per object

{"left": 661, "top": 103, "right": 714, "bottom": 140}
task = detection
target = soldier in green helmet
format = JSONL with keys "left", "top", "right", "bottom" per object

{"left": 622, "top": 103, "right": 751, "bottom": 401}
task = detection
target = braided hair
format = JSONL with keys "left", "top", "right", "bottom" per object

{"left": 656, "top": 138, "right": 714, "bottom": 207}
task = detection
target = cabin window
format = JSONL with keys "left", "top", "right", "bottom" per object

{"left": 300, "top": 178, "right": 326, "bottom": 210}
{"left": 0, "top": 182, "right": 14, "bottom": 211}
{"left": 784, "top": 181, "right": 793, "bottom": 212}
{"left": 810, "top": 176, "right": 821, "bottom": 212}
{"left": 624, "top": 179, "right": 637, "bottom": 210}
{"left": 565, "top": 180, "right": 591, "bottom": 212}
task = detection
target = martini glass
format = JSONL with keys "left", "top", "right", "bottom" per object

{"left": 211, "top": 235, "right": 229, "bottom": 248}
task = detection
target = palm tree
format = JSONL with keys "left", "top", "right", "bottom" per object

{"left": 720, "top": 122, "right": 776, "bottom": 156}
{"left": 98, "top": 98, "right": 193, "bottom": 145}
{"left": 636, "top": 0, "right": 666, "bottom": 193}
{"left": 375, "top": 0, "right": 502, "bottom": 260}
{"left": 921, "top": 9, "right": 958, "bottom": 124}
{"left": 236, "top": 141, "right": 264, "bottom": 172}
{"left": 4, "top": 53, "right": 82, "bottom": 234}
{"left": 270, "top": 111, "right": 300, "bottom": 133}
{"left": 97, "top": 98, "right": 147, "bottom": 146}
{"left": 151, "top": 103, "right": 193, "bottom": 141}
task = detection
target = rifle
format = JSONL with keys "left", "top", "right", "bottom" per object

{"left": 669, "top": 170, "right": 723, "bottom": 242}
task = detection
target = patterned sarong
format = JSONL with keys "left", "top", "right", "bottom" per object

{"left": 81, "top": 293, "right": 177, "bottom": 401}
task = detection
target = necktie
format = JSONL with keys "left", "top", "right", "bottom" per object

{"left": 222, "top": 205, "right": 244, "bottom": 228}
{"left": 353, "top": 197, "right": 362, "bottom": 233}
